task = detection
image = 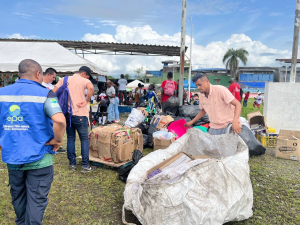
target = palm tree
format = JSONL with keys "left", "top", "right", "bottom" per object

{"left": 223, "top": 48, "right": 249, "bottom": 79}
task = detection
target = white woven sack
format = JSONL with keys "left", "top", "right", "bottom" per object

{"left": 123, "top": 128, "right": 253, "bottom": 225}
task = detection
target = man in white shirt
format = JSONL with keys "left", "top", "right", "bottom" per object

{"left": 42, "top": 68, "right": 57, "bottom": 90}
{"left": 253, "top": 93, "right": 263, "bottom": 108}
{"left": 42, "top": 67, "right": 67, "bottom": 154}
{"left": 117, "top": 74, "right": 128, "bottom": 105}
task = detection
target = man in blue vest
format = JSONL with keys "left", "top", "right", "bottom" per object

{"left": 0, "top": 59, "right": 66, "bottom": 224}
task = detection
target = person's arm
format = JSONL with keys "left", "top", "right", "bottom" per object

{"left": 85, "top": 82, "right": 94, "bottom": 102}
{"left": 108, "top": 88, "right": 116, "bottom": 98}
{"left": 45, "top": 113, "right": 66, "bottom": 151}
{"left": 230, "top": 98, "right": 242, "bottom": 134}
{"left": 161, "top": 81, "right": 165, "bottom": 102}
{"left": 184, "top": 109, "right": 206, "bottom": 128}
{"left": 43, "top": 91, "right": 66, "bottom": 151}
{"left": 77, "top": 82, "right": 94, "bottom": 108}
{"left": 52, "top": 78, "right": 64, "bottom": 93}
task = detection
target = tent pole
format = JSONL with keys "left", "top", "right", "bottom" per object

{"left": 179, "top": 0, "right": 187, "bottom": 106}
{"left": 188, "top": 17, "right": 192, "bottom": 103}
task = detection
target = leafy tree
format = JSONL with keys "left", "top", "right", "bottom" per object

{"left": 124, "top": 74, "right": 130, "bottom": 80}
{"left": 223, "top": 48, "right": 249, "bottom": 79}
{"left": 133, "top": 67, "right": 146, "bottom": 81}
{"left": 108, "top": 76, "right": 115, "bottom": 79}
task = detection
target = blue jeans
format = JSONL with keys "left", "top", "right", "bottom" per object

{"left": 114, "top": 97, "right": 119, "bottom": 120}
{"left": 108, "top": 102, "right": 115, "bottom": 122}
{"left": 139, "top": 97, "right": 145, "bottom": 102}
{"left": 66, "top": 116, "right": 89, "bottom": 168}
{"left": 8, "top": 166, "right": 54, "bottom": 225}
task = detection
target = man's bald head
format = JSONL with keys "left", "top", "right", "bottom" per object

{"left": 18, "top": 59, "right": 43, "bottom": 84}
{"left": 19, "top": 59, "right": 43, "bottom": 78}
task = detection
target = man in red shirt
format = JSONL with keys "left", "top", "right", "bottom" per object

{"left": 161, "top": 72, "right": 177, "bottom": 113}
{"left": 228, "top": 78, "right": 241, "bottom": 102}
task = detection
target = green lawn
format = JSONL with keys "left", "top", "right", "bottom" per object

{"left": 1, "top": 101, "right": 300, "bottom": 224}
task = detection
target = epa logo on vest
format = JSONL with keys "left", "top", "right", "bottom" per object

{"left": 7, "top": 105, "right": 23, "bottom": 123}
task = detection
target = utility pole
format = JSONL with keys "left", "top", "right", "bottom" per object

{"left": 179, "top": 0, "right": 187, "bottom": 106}
{"left": 188, "top": 17, "right": 193, "bottom": 102}
{"left": 290, "top": 0, "right": 300, "bottom": 83}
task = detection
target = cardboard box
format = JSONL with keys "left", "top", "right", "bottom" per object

{"left": 151, "top": 115, "right": 174, "bottom": 130}
{"left": 146, "top": 152, "right": 192, "bottom": 177}
{"left": 247, "top": 111, "right": 266, "bottom": 127}
{"left": 89, "top": 125, "right": 143, "bottom": 163}
{"left": 153, "top": 137, "right": 176, "bottom": 151}
{"left": 190, "top": 155, "right": 216, "bottom": 160}
{"left": 275, "top": 130, "right": 300, "bottom": 161}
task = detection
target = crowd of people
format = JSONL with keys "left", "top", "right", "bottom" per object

{"left": 0, "top": 59, "right": 264, "bottom": 224}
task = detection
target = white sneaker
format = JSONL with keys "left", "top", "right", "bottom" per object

{"left": 114, "top": 119, "right": 120, "bottom": 123}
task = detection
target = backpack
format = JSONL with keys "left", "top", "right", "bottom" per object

{"left": 164, "top": 80, "right": 176, "bottom": 96}
{"left": 56, "top": 77, "right": 73, "bottom": 122}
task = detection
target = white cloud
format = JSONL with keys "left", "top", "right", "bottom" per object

{"left": 81, "top": 25, "right": 290, "bottom": 77}
{"left": 82, "top": 33, "right": 117, "bottom": 42}
{"left": 46, "top": 18, "right": 62, "bottom": 24}
{"left": 99, "top": 20, "right": 118, "bottom": 26}
{"left": 86, "top": 23, "right": 94, "bottom": 26}
{"left": 13, "top": 12, "right": 33, "bottom": 18}
{"left": 7, "top": 33, "right": 39, "bottom": 39}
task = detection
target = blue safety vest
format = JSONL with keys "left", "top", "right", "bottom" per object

{"left": 0, "top": 79, "right": 55, "bottom": 164}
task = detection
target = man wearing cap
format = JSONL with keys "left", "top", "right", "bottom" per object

{"left": 184, "top": 73, "right": 242, "bottom": 135}
{"left": 53, "top": 66, "right": 95, "bottom": 173}
{"left": 228, "top": 78, "right": 241, "bottom": 102}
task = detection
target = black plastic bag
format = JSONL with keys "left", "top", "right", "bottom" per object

{"left": 143, "top": 134, "right": 148, "bottom": 147}
{"left": 193, "top": 114, "right": 210, "bottom": 126}
{"left": 136, "top": 122, "right": 149, "bottom": 134}
{"left": 119, "top": 150, "right": 143, "bottom": 182}
{"left": 147, "top": 134, "right": 153, "bottom": 147}
{"left": 178, "top": 105, "right": 201, "bottom": 119}
{"left": 238, "top": 125, "right": 266, "bottom": 156}
{"left": 164, "top": 96, "right": 179, "bottom": 116}
{"left": 173, "top": 116, "right": 192, "bottom": 123}
{"left": 147, "top": 124, "right": 158, "bottom": 136}
{"left": 139, "top": 102, "right": 148, "bottom": 107}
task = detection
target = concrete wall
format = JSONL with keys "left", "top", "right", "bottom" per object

{"left": 264, "top": 83, "right": 300, "bottom": 132}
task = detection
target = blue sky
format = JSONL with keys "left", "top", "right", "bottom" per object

{"left": 0, "top": 0, "right": 297, "bottom": 75}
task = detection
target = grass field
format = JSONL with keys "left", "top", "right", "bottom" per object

{"left": 1, "top": 99, "right": 300, "bottom": 224}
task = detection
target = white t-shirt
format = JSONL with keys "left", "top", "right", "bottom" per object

{"left": 106, "top": 86, "right": 116, "bottom": 104}
{"left": 256, "top": 95, "right": 263, "bottom": 104}
{"left": 118, "top": 78, "right": 127, "bottom": 91}
{"left": 42, "top": 82, "right": 54, "bottom": 90}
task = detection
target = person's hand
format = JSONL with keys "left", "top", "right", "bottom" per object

{"left": 184, "top": 121, "right": 193, "bottom": 128}
{"left": 232, "top": 119, "right": 241, "bottom": 134}
{"left": 45, "top": 139, "right": 62, "bottom": 152}
{"left": 77, "top": 101, "right": 88, "bottom": 108}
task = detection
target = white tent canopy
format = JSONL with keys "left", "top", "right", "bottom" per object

{"left": 126, "top": 79, "right": 149, "bottom": 89}
{"left": 0, "top": 41, "right": 107, "bottom": 75}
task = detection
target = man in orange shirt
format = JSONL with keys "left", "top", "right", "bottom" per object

{"left": 228, "top": 78, "right": 241, "bottom": 102}
{"left": 53, "top": 66, "right": 95, "bottom": 173}
{"left": 185, "top": 73, "right": 241, "bottom": 135}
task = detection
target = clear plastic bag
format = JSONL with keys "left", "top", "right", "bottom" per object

{"left": 124, "top": 108, "right": 146, "bottom": 127}
{"left": 153, "top": 131, "right": 174, "bottom": 140}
